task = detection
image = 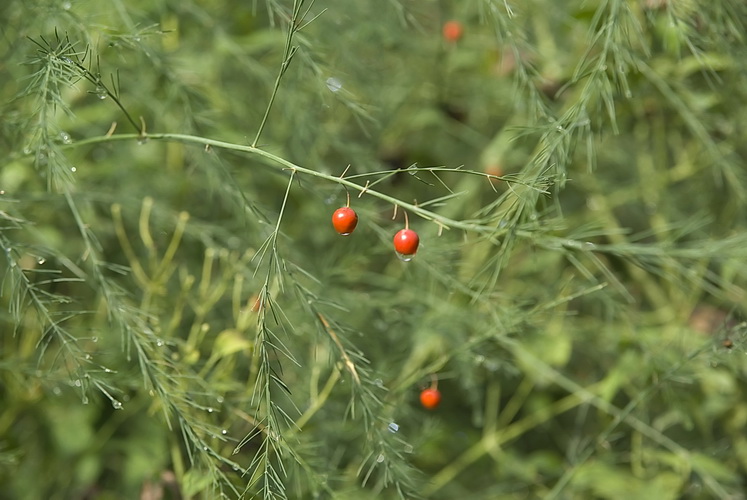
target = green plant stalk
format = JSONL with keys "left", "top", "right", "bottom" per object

{"left": 68, "top": 133, "right": 514, "bottom": 234}
{"left": 252, "top": 0, "right": 309, "bottom": 147}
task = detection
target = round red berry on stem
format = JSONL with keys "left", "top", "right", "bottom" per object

{"left": 420, "top": 387, "right": 441, "bottom": 410}
{"left": 332, "top": 207, "right": 358, "bottom": 235}
{"left": 394, "top": 229, "right": 419, "bottom": 257}
{"left": 393, "top": 210, "right": 420, "bottom": 260}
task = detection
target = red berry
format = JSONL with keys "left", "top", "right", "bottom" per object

{"left": 332, "top": 207, "right": 358, "bottom": 235}
{"left": 393, "top": 229, "right": 420, "bottom": 256}
{"left": 442, "top": 20, "right": 464, "bottom": 43}
{"left": 420, "top": 388, "right": 441, "bottom": 410}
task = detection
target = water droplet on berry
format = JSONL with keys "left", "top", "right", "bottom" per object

{"left": 395, "top": 252, "right": 413, "bottom": 262}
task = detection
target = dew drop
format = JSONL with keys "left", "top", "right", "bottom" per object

{"left": 156, "top": 339, "right": 164, "bottom": 347}
{"left": 339, "top": 231, "right": 352, "bottom": 236}
{"left": 374, "top": 378, "right": 384, "bottom": 388}
{"left": 37, "top": 257, "right": 46, "bottom": 265}
{"left": 137, "top": 137, "right": 148, "bottom": 145}
{"left": 23, "top": 146, "right": 32, "bottom": 155}
{"left": 325, "top": 77, "right": 343, "bottom": 93}
{"left": 0, "top": 190, "right": 5, "bottom": 195}
{"left": 387, "top": 422, "right": 399, "bottom": 433}
{"left": 112, "top": 400, "right": 123, "bottom": 410}
{"left": 59, "top": 131, "right": 72, "bottom": 144}
{"left": 203, "top": 446, "right": 208, "bottom": 451}
{"left": 624, "top": 90, "right": 633, "bottom": 98}
{"left": 207, "top": 407, "right": 214, "bottom": 413}
{"left": 216, "top": 396, "right": 224, "bottom": 403}
{"left": 52, "top": 387, "right": 62, "bottom": 396}
{"left": 6, "top": 251, "right": 16, "bottom": 267}
{"left": 222, "top": 429, "right": 228, "bottom": 435}
{"left": 91, "top": 336, "right": 98, "bottom": 343}
{"left": 376, "top": 454, "right": 385, "bottom": 463}
{"left": 395, "top": 252, "right": 414, "bottom": 262}
{"left": 70, "top": 166, "right": 77, "bottom": 173}
{"left": 74, "top": 379, "right": 82, "bottom": 387}
{"left": 62, "top": 1, "right": 71, "bottom": 9}
{"left": 404, "top": 444, "right": 414, "bottom": 453}
{"left": 85, "top": 353, "right": 92, "bottom": 360}
{"left": 582, "top": 242, "right": 596, "bottom": 250}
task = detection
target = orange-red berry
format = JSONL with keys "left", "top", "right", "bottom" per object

{"left": 420, "top": 388, "right": 441, "bottom": 410}
{"left": 332, "top": 207, "right": 358, "bottom": 235}
{"left": 393, "top": 229, "right": 420, "bottom": 256}
{"left": 442, "top": 20, "right": 464, "bottom": 43}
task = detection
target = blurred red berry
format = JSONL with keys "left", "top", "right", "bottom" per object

{"left": 443, "top": 20, "right": 464, "bottom": 43}
{"left": 420, "top": 388, "right": 441, "bottom": 410}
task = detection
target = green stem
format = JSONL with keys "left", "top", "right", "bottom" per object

{"left": 68, "top": 132, "right": 503, "bottom": 234}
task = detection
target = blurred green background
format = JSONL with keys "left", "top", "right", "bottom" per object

{"left": 2, "top": 0, "right": 747, "bottom": 498}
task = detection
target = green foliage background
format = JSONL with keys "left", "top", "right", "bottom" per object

{"left": 2, "top": 0, "right": 747, "bottom": 498}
